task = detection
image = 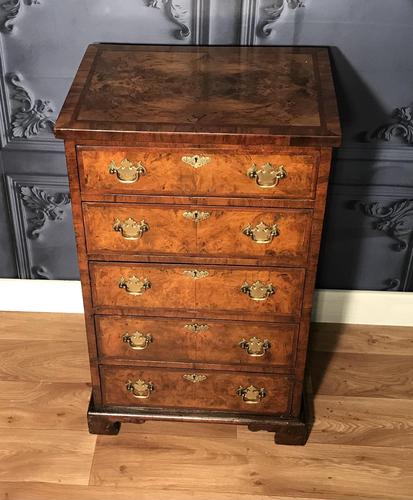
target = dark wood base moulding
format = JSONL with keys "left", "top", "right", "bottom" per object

{"left": 87, "top": 375, "right": 314, "bottom": 446}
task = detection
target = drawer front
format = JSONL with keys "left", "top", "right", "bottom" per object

{"left": 84, "top": 203, "right": 312, "bottom": 265}
{"left": 96, "top": 316, "right": 297, "bottom": 369}
{"left": 84, "top": 203, "right": 196, "bottom": 256}
{"left": 90, "top": 263, "right": 305, "bottom": 322}
{"left": 78, "top": 147, "right": 318, "bottom": 199}
{"left": 101, "top": 365, "right": 292, "bottom": 415}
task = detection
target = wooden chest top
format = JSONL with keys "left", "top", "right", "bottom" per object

{"left": 55, "top": 44, "right": 341, "bottom": 147}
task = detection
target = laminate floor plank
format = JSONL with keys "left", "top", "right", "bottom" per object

{"left": 0, "top": 482, "right": 316, "bottom": 500}
{"left": 311, "top": 323, "right": 413, "bottom": 355}
{"left": 311, "top": 351, "right": 413, "bottom": 399}
{"left": 238, "top": 395, "right": 413, "bottom": 448}
{"left": 0, "top": 340, "right": 90, "bottom": 383}
{"left": 90, "top": 432, "right": 413, "bottom": 500}
{"left": 310, "top": 395, "right": 413, "bottom": 447}
{"left": 0, "top": 381, "right": 91, "bottom": 430}
{"left": 0, "top": 429, "right": 96, "bottom": 485}
{"left": 0, "top": 312, "right": 85, "bottom": 341}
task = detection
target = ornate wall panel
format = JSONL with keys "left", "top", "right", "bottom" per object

{"left": 5, "top": 174, "right": 78, "bottom": 279}
{"left": 0, "top": 0, "right": 412, "bottom": 290}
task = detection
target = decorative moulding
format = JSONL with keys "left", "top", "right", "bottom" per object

{"left": 240, "top": 0, "right": 305, "bottom": 45}
{"left": 145, "top": 0, "right": 191, "bottom": 40}
{"left": 6, "top": 72, "right": 55, "bottom": 139}
{"left": 358, "top": 199, "right": 413, "bottom": 252}
{"left": 373, "top": 105, "right": 413, "bottom": 146}
{"left": 330, "top": 185, "right": 413, "bottom": 292}
{"left": 5, "top": 174, "right": 71, "bottom": 279}
{"left": 0, "top": 0, "right": 40, "bottom": 33}
{"left": 19, "top": 184, "right": 70, "bottom": 239}
{"left": 258, "top": 0, "right": 305, "bottom": 38}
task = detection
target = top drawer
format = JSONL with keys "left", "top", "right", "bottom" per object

{"left": 77, "top": 147, "right": 319, "bottom": 200}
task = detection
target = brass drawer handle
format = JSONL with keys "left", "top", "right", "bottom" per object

{"left": 183, "top": 269, "right": 209, "bottom": 280}
{"left": 123, "top": 331, "right": 153, "bottom": 350}
{"left": 183, "top": 211, "right": 211, "bottom": 223}
{"left": 241, "top": 281, "right": 275, "bottom": 301}
{"left": 182, "top": 155, "right": 211, "bottom": 168}
{"left": 243, "top": 222, "right": 279, "bottom": 244}
{"left": 239, "top": 337, "right": 271, "bottom": 357}
{"left": 113, "top": 218, "right": 149, "bottom": 240}
{"left": 108, "top": 159, "right": 146, "bottom": 184}
{"left": 126, "top": 379, "right": 154, "bottom": 399}
{"left": 236, "top": 385, "right": 266, "bottom": 404}
{"left": 184, "top": 323, "right": 209, "bottom": 333}
{"left": 119, "top": 276, "right": 151, "bottom": 296}
{"left": 183, "top": 374, "right": 207, "bottom": 383}
{"left": 247, "top": 163, "right": 287, "bottom": 189}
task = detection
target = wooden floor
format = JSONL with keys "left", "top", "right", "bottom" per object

{"left": 0, "top": 312, "right": 412, "bottom": 500}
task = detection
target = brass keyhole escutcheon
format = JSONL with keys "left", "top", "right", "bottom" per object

{"left": 181, "top": 155, "right": 211, "bottom": 168}
{"left": 182, "top": 211, "right": 211, "bottom": 223}
{"left": 183, "top": 374, "right": 208, "bottom": 383}
{"left": 184, "top": 323, "right": 209, "bottom": 333}
{"left": 183, "top": 269, "right": 209, "bottom": 280}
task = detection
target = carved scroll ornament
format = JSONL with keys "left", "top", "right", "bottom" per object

{"left": 373, "top": 106, "right": 413, "bottom": 146}
{"left": 258, "top": 0, "right": 305, "bottom": 38}
{"left": 0, "top": 0, "right": 40, "bottom": 33}
{"left": 358, "top": 199, "right": 413, "bottom": 251}
{"left": 19, "top": 185, "right": 70, "bottom": 239}
{"left": 6, "top": 72, "right": 55, "bottom": 139}
{"left": 145, "top": 0, "right": 190, "bottom": 39}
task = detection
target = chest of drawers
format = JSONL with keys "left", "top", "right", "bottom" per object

{"left": 55, "top": 44, "right": 341, "bottom": 445}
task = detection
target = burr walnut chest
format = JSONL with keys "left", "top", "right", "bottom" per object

{"left": 55, "top": 44, "right": 341, "bottom": 445}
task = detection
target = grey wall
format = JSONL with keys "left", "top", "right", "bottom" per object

{"left": 0, "top": 0, "right": 412, "bottom": 290}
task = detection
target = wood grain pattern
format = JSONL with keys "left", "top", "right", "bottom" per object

{"left": 96, "top": 315, "right": 297, "bottom": 370}
{"left": 78, "top": 147, "right": 319, "bottom": 200}
{"left": 89, "top": 433, "right": 413, "bottom": 499}
{"left": 101, "top": 365, "right": 292, "bottom": 415}
{"left": 311, "top": 323, "right": 413, "bottom": 355}
{"left": 90, "top": 262, "right": 305, "bottom": 322}
{"left": 0, "top": 381, "right": 90, "bottom": 430}
{"left": 84, "top": 202, "right": 313, "bottom": 265}
{"left": 312, "top": 351, "right": 413, "bottom": 399}
{"left": 84, "top": 202, "right": 196, "bottom": 256}
{"left": 64, "top": 141, "right": 103, "bottom": 405}
{"left": 0, "top": 429, "right": 96, "bottom": 484}
{"left": 310, "top": 395, "right": 413, "bottom": 447}
{"left": 0, "top": 483, "right": 298, "bottom": 500}
{"left": 0, "top": 340, "right": 90, "bottom": 383}
{"left": 55, "top": 45, "right": 341, "bottom": 146}
{"left": 289, "top": 148, "right": 333, "bottom": 415}
{"left": 0, "top": 312, "right": 86, "bottom": 341}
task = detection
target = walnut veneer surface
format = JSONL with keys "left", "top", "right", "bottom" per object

{"left": 55, "top": 43, "right": 341, "bottom": 445}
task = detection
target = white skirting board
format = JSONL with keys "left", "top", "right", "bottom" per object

{"left": 0, "top": 279, "right": 412, "bottom": 326}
